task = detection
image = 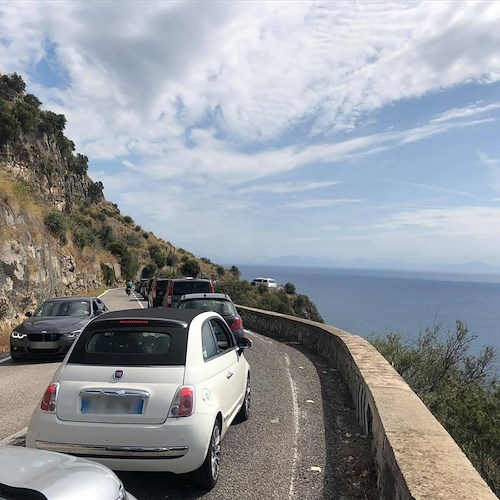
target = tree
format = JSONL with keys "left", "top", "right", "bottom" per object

{"left": 0, "top": 102, "right": 20, "bottom": 145}
{"left": 24, "top": 94, "right": 42, "bottom": 109}
{"left": 230, "top": 265, "right": 240, "bottom": 278}
{"left": 181, "top": 259, "right": 200, "bottom": 277}
{"left": 0, "top": 73, "right": 26, "bottom": 100}
{"left": 12, "top": 100, "right": 39, "bottom": 132}
{"left": 284, "top": 282, "right": 296, "bottom": 294}
{"left": 371, "top": 322, "right": 499, "bottom": 493}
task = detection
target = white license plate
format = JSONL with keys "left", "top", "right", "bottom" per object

{"left": 81, "top": 395, "right": 144, "bottom": 415}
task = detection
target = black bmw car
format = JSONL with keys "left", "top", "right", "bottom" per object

{"left": 10, "top": 296, "right": 109, "bottom": 360}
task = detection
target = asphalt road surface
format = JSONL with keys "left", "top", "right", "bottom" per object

{"left": 0, "top": 288, "right": 375, "bottom": 499}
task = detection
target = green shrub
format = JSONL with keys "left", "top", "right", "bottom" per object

{"left": 12, "top": 100, "right": 39, "bottom": 132}
{"left": 166, "top": 253, "right": 179, "bottom": 267}
{"left": 125, "top": 232, "right": 142, "bottom": 248}
{"left": 100, "top": 263, "right": 115, "bottom": 286}
{"left": 181, "top": 259, "right": 200, "bottom": 277}
{"left": 284, "top": 282, "right": 296, "bottom": 294}
{"left": 0, "top": 101, "right": 20, "bottom": 145}
{"left": 0, "top": 73, "right": 25, "bottom": 100}
{"left": 44, "top": 210, "right": 68, "bottom": 244}
{"left": 371, "top": 322, "right": 499, "bottom": 494}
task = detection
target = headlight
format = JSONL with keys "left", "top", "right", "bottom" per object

{"left": 11, "top": 331, "right": 27, "bottom": 339}
{"left": 63, "top": 329, "right": 82, "bottom": 338}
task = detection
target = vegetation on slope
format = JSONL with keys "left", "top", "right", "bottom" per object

{"left": 371, "top": 322, "right": 499, "bottom": 495}
{"left": 214, "top": 269, "right": 324, "bottom": 323}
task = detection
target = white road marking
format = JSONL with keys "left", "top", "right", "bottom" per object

{"left": 284, "top": 353, "right": 300, "bottom": 500}
{"left": 132, "top": 292, "right": 145, "bottom": 308}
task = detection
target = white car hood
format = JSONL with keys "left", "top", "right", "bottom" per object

{"left": 0, "top": 446, "right": 129, "bottom": 500}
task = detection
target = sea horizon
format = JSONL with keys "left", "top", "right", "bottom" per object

{"left": 235, "top": 263, "right": 500, "bottom": 370}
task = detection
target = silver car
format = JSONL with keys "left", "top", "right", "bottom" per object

{"left": 0, "top": 445, "right": 136, "bottom": 500}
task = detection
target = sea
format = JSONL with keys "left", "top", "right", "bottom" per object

{"left": 237, "top": 264, "right": 500, "bottom": 369}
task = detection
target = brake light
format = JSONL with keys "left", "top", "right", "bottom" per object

{"left": 166, "top": 283, "right": 173, "bottom": 307}
{"left": 152, "top": 281, "right": 157, "bottom": 298}
{"left": 230, "top": 318, "right": 243, "bottom": 332}
{"left": 168, "top": 386, "right": 195, "bottom": 417}
{"left": 209, "top": 281, "right": 214, "bottom": 292}
{"left": 40, "top": 383, "right": 59, "bottom": 412}
{"left": 119, "top": 320, "right": 149, "bottom": 324}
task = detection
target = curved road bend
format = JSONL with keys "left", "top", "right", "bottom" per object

{"left": 0, "top": 288, "right": 374, "bottom": 499}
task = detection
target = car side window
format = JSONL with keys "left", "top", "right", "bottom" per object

{"left": 210, "top": 318, "right": 234, "bottom": 352}
{"left": 202, "top": 322, "right": 218, "bottom": 360}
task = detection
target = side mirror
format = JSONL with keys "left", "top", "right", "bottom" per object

{"left": 25, "top": 311, "right": 32, "bottom": 318}
{"left": 237, "top": 337, "right": 252, "bottom": 354}
{"left": 94, "top": 309, "right": 104, "bottom": 316}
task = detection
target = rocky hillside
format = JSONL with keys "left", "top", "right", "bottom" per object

{"left": 0, "top": 72, "right": 323, "bottom": 351}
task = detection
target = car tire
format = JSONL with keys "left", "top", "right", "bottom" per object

{"left": 235, "top": 375, "right": 250, "bottom": 422}
{"left": 10, "top": 353, "right": 22, "bottom": 362}
{"left": 194, "top": 418, "right": 221, "bottom": 490}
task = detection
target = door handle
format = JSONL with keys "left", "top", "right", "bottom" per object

{"left": 227, "top": 371, "right": 233, "bottom": 379}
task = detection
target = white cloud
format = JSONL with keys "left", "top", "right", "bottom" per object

{"left": 282, "top": 199, "right": 363, "bottom": 209}
{"left": 477, "top": 150, "right": 500, "bottom": 192}
{"left": 431, "top": 102, "right": 500, "bottom": 123}
{"left": 379, "top": 207, "right": 500, "bottom": 237}
{"left": 239, "top": 181, "right": 342, "bottom": 194}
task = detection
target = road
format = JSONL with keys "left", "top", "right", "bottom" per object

{"left": 0, "top": 288, "right": 374, "bottom": 499}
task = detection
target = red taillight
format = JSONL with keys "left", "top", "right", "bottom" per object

{"left": 168, "top": 386, "right": 195, "bottom": 417}
{"left": 209, "top": 281, "right": 214, "bottom": 292}
{"left": 40, "top": 383, "right": 59, "bottom": 412}
{"left": 178, "top": 387, "right": 194, "bottom": 416}
{"left": 152, "top": 281, "right": 158, "bottom": 298}
{"left": 230, "top": 318, "right": 243, "bottom": 332}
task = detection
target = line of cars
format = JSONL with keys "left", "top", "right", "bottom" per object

{"left": 6, "top": 281, "right": 253, "bottom": 495}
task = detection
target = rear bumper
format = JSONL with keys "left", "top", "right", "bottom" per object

{"left": 35, "top": 441, "right": 188, "bottom": 459}
{"left": 26, "top": 410, "right": 215, "bottom": 473}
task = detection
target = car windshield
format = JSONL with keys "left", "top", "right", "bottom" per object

{"left": 34, "top": 300, "right": 90, "bottom": 317}
{"left": 179, "top": 299, "right": 236, "bottom": 316}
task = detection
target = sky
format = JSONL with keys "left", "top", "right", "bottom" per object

{"left": 1, "top": 0, "right": 500, "bottom": 269}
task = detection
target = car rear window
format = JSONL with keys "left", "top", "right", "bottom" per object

{"left": 68, "top": 320, "right": 188, "bottom": 366}
{"left": 173, "top": 281, "right": 212, "bottom": 295}
{"left": 154, "top": 280, "right": 169, "bottom": 292}
{"left": 179, "top": 299, "right": 236, "bottom": 316}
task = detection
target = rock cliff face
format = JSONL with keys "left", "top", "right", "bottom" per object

{"left": 0, "top": 136, "right": 106, "bottom": 349}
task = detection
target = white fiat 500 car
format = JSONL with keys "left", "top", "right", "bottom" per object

{"left": 0, "top": 445, "right": 136, "bottom": 500}
{"left": 26, "top": 308, "right": 252, "bottom": 490}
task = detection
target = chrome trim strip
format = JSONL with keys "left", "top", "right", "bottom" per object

{"left": 79, "top": 389, "right": 150, "bottom": 398}
{"left": 35, "top": 441, "right": 188, "bottom": 458}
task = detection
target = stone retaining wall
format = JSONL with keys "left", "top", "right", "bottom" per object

{"left": 238, "top": 306, "right": 496, "bottom": 500}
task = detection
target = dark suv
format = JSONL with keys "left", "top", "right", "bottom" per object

{"left": 148, "top": 278, "right": 169, "bottom": 308}
{"left": 162, "top": 278, "right": 214, "bottom": 308}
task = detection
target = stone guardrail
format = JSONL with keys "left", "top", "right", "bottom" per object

{"left": 237, "top": 306, "right": 497, "bottom": 500}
